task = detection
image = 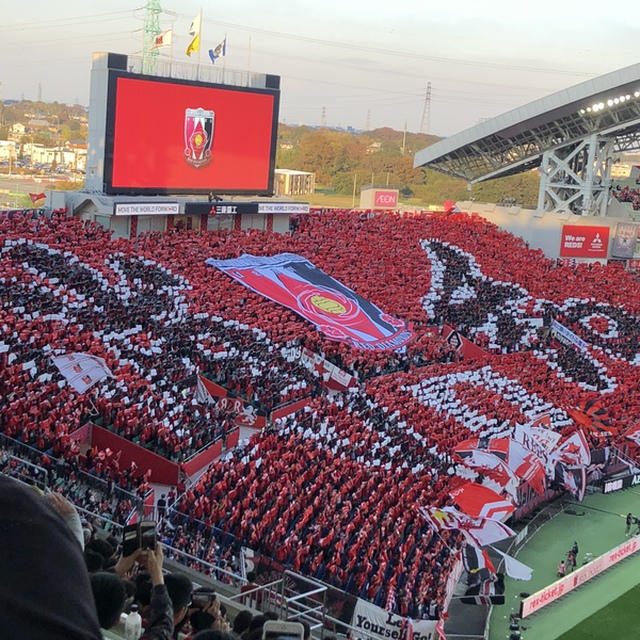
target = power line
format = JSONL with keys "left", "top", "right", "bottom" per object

{"left": 244, "top": 45, "right": 558, "bottom": 95}
{"left": 166, "top": 12, "right": 596, "bottom": 78}
{"left": 0, "top": 10, "right": 136, "bottom": 31}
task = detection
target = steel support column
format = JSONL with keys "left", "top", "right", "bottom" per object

{"left": 537, "top": 135, "right": 614, "bottom": 216}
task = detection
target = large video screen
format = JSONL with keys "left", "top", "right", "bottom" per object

{"left": 104, "top": 73, "right": 279, "bottom": 195}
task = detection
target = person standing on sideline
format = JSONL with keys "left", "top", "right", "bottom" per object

{"left": 626, "top": 513, "right": 633, "bottom": 536}
{"left": 566, "top": 549, "right": 575, "bottom": 572}
{"left": 557, "top": 560, "right": 566, "bottom": 578}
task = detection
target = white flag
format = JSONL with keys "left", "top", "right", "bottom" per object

{"left": 490, "top": 546, "right": 533, "bottom": 581}
{"left": 195, "top": 375, "right": 214, "bottom": 405}
{"left": 52, "top": 353, "right": 114, "bottom": 394}
{"left": 150, "top": 28, "right": 173, "bottom": 51}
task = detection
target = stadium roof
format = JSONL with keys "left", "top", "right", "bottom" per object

{"left": 414, "top": 62, "right": 640, "bottom": 183}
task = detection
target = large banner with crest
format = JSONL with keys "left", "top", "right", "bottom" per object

{"left": 207, "top": 254, "right": 414, "bottom": 351}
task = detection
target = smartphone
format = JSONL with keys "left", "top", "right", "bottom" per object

{"left": 192, "top": 588, "right": 217, "bottom": 608}
{"left": 122, "top": 523, "right": 140, "bottom": 558}
{"left": 262, "top": 621, "right": 305, "bottom": 640}
{"left": 140, "top": 521, "right": 157, "bottom": 551}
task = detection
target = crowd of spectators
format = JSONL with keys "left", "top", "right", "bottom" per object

{"left": 4, "top": 206, "right": 640, "bottom": 620}
{"left": 612, "top": 184, "right": 640, "bottom": 210}
{"left": 0, "top": 210, "right": 319, "bottom": 469}
{"left": 0, "top": 441, "right": 140, "bottom": 528}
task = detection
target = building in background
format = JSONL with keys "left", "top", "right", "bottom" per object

{"left": 275, "top": 169, "right": 315, "bottom": 196}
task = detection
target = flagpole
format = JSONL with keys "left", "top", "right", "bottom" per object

{"left": 170, "top": 29, "right": 174, "bottom": 75}
{"left": 196, "top": 7, "right": 203, "bottom": 78}
{"left": 222, "top": 31, "right": 227, "bottom": 81}
{"left": 419, "top": 512, "right": 460, "bottom": 553}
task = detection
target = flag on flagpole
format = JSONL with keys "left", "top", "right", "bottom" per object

{"left": 419, "top": 506, "right": 515, "bottom": 547}
{"left": 195, "top": 375, "right": 215, "bottom": 405}
{"left": 490, "top": 546, "right": 533, "bottom": 581}
{"left": 208, "top": 37, "right": 226, "bottom": 64}
{"left": 449, "top": 482, "right": 515, "bottom": 521}
{"left": 549, "top": 429, "right": 591, "bottom": 468}
{"left": 623, "top": 424, "right": 640, "bottom": 447}
{"left": 52, "top": 353, "right": 114, "bottom": 394}
{"left": 186, "top": 14, "right": 201, "bottom": 56}
{"left": 462, "top": 544, "right": 496, "bottom": 576}
{"left": 29, "top": 192, "right": 46, "bottom": 203}
{"left": 150, "top": 28, "right": 172, "bottom": 51}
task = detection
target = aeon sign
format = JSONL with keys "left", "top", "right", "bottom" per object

{"left": 374, "top": 190, "right": 398, "bottom": 208}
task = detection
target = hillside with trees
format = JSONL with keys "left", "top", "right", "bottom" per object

{"left": 276, "top": 124, "right": 540, "bottom": 207}
{"left": 0, "top": 100, "right": 87, "bottom": 144}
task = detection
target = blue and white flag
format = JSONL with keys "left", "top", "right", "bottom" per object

{"left": 208, "top": 38, "right": 226, "bottom": 64}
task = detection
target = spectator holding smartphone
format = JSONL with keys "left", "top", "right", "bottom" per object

{"left": 140, "top": 544, "right": 174, "bottom": 640}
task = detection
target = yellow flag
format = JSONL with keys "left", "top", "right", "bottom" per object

{"left": 186, "top": 33, "right": 200, "bottom": 56}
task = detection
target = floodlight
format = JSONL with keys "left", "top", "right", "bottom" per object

{"left": 607, "top": 99, "right": 614, "bottom": 106}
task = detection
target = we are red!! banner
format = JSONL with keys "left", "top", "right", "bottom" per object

{"left": 207, "top": 253, "right": 414, "bottom": 351}
{"left": 560, "top": 225, "right": 609, "bottom": 258}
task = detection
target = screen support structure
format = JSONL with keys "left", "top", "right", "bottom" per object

{"left": 536, "top": 134, "right": 614, "bottom": 216}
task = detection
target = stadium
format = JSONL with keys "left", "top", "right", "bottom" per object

{"left": 4, "top": 11, "right": 640, "bottom": 640}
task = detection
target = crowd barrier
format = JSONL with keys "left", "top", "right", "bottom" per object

{"left": 271, "top": 397, "right": 312, "bottom": 421}
{"left": 0, "top": 432, "right": 146, "bottom": 509}
{"left": 183, "top": 439, "right": 223, "bottom": 477}
{"left": 73, "top": 424, "right": 181, "bottom": 486}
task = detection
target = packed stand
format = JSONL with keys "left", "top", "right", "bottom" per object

{"left": 5, "top": 207, "right": 640, "bottom": 619}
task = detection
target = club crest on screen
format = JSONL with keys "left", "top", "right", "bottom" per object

{"left": 184, "top": 107, "right": 214, "bottom": 168}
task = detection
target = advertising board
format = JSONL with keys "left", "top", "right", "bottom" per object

{"left": 602, "top": 472, "right": 640, "bottom": 494}
{"left": 521, "top": 536, "right": 640, "bottom": 617}
{"left": 373, "top": 190, "right": 399, "bottom": 208}
{"left": 104, "top": 73, "right": 279, "bottom": 196}
{"left": 559, "top": 225, "right": 609, "bottom": 258}
{"left": 114, "top": 202, "right": 180, "bottom": 216}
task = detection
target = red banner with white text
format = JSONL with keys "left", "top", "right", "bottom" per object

{"left": 560, "top": 225, "right": 610, "bottom": 258}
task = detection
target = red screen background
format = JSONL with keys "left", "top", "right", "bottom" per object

{"left": 110, "top": 77, "right": 276, "bottom": 192}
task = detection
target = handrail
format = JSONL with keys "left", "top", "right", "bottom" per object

{"left": 226, "top": 580, "right": 284, "bottom": 601}
{"left": 162, "top": 544, "right": 244, "bottom": 584}
{"left": 75, "top": 504, "right": 124, "bottom": 532}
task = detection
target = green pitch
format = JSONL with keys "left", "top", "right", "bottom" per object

{"left": 557, "top": 583, "right": 640, "bottom": 640}
{"left": 488, "top": 488, "right": 640, "bottom": 640}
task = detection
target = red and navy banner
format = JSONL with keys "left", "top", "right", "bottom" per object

{"left": 207, "top": 253, "right": 414, "bottom": 350}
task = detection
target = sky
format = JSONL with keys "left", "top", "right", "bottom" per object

{"left": 3, "top": 1, "right": 640, "bottom": 136}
